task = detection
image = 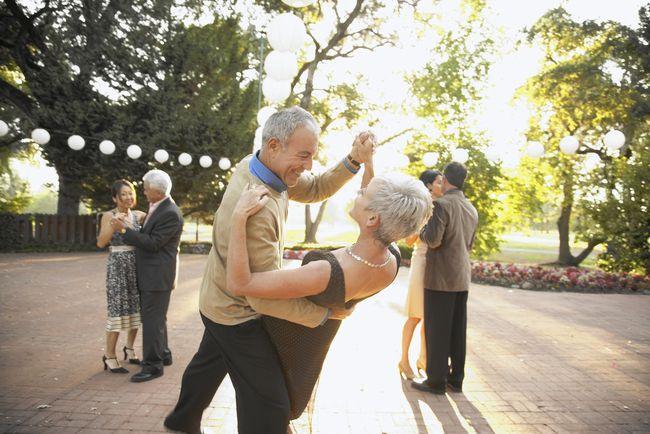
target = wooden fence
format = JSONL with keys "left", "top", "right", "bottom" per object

{"left": 13, "top": 214, "right": 99, "bottom": 245}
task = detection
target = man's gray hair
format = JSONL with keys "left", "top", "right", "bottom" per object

{"left": 262, "top": 106, "right": 320, "bottom": 148}
{"left": 142, "top": 169, "right": 172, "bottom": 195}
{"left": 367, "top": 173, "right": 433, "bottom": 246}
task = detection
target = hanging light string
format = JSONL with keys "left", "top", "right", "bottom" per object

{"left": 0, "top": 122, "right": 234, "bottom": 170}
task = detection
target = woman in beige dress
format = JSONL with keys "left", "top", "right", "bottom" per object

{"left": 399, "top": 169, "right": 442, "bottom": 379}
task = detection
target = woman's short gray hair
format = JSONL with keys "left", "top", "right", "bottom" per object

{"left": 142, "top": 169, "right": 172, "bottom": 195}
{"left": 366, "top": 173, "right": 433, "bottom": 246}
{"left": 262, "top": 106, "right": 320, "bottom": 148}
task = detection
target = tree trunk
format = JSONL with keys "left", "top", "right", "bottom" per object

{"left": 56, "top": 173, "right": 83, "bottom": 215}
{"left": 304, "top": 201, "right": 327, "bottom": 244}
{"left": 556, "top": 172, "right": 576, "bottom": 266}
{"left": 301, "top": 61, "right": 322, "bottom": 242}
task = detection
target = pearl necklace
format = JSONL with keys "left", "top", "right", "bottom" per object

{"left": 345, "top": 246, "right": 392, "bottom": 268}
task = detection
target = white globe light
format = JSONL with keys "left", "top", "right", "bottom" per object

{"left": 452, "top": 148, "right": 469, "bottom": 163}
{"left": 126, "top": 144, "right": 142, "bottom": 159}
{"left": 422, "top": 152, "right": 438, "bottom": 167}
{"left": 0, "top": 120, "right": 9, "bottom": 137}
{"left": 262, "top": 78, "right": 291, "bottom": 104}
{"left": 485, "top": 146, "right": 501, "bottom": 162}
{"left": 218, "top": 157, "right": 232, "bottom": 170}
{"left": 31, "top": 128, "right": 50, "bottom": 145}
{"left": 67, "top": 135, "right": 85, "bottom": 151}
{"left": 525, "top": 141, "right": 545, "bottom": 158}
{"left": 154, "top": 149, "right": 169, "bottom": 163}
{"left": 267, "top": 13, "right": 307, "bottom": 53}
{"left": 257, "top": 106, "right": 277, "bottom": 127}
{"left": 99, "top": 140, "right": 116, "bottom": 155}
{"left": 264, "top": 51, "right": 298, "bottom": 81}
{"left": 178, "top": 152, "right": 192, "bottom": 166}
{"left": 397, "top": 154, "right": 410, "bottom": 168}
{"left": 199, "top": 155, "right": 213, "bottom": 168}
{"left": 559, "top": 136, "right": 579, "bottom": 155}
{"left": 604, "top": 129, "right": 625, "bottom": 149}
{"left": 282, "top": 0, "right": 316, "bottom": 6}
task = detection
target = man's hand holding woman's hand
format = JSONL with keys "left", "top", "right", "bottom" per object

{"left": 349, "top": 131, "right": 376, "bottom": 165}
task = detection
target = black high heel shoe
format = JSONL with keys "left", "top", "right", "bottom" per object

{"left": 123, "top": 346, "right": 141, "bottom": 365}
{"left": 103, "top": 355, "right": 129, "bottom": 373}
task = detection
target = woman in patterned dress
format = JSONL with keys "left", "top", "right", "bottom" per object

{"left": 398, "top": 169, "right": 442, "bottom": 380}
{"left": 96, "top": 179, "right": 146, "bottom": 373}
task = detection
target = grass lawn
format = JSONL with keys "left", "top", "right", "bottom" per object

{"left": 183, "top": 223, "right": 601, "bottom": 268}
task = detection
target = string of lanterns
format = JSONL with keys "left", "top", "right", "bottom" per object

{"left": 251, "top": 0, "right": 313, "bottom": 152}
{"left": 524, "top": 129, "right": 626, "bottom": 158}
{"left": 0, "top": 121, "right": 233, "bottom": 170}
{"left": 418, "top": 128, "right": 625, "bottom": 168}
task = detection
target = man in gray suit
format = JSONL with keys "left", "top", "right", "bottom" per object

{"left": 412, "top": 161, "right": 478, "bottom": 395}
{"left": 112, "top": 169, "right": 184, "bottom": 382}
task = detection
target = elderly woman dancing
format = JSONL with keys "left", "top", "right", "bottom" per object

{"left": 226, "top": 154, "right": 433, "bottom": 420}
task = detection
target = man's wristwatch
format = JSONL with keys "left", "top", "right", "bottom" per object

{"left": 347, "top": 154, "right": 361, "bottom": 168}
{"left": 120, "top": 228, "right": 126, "bottom": 234}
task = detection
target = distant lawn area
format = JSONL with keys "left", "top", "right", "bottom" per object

{"left": 183, "top": 224, "right": 601, "bottom": 268}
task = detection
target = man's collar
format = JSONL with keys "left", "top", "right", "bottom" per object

{"left": 249, "top": 151, "right": 287, "bottom": 193}
{"left": 149, "top": 196, "right": 170, "bottom": 208}
{"left": 444, "top": 188, "right": 463, "bottom": 196}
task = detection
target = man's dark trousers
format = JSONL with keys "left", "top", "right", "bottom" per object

{"left": 140, "top": 290, "right": 171, "bottom": 369}
{"left": 164, "top": 314, "right": 290, "bottom": 434}
{"left": 423, "top": 289, "right": 468, "bottom": 391}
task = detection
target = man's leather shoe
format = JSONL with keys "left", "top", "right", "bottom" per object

{"left": 411, "top": 378, "right": 446, "bottom": 395}
{"left": 163, "top": 415, "right": 201, "bottom": 434}
{"left": 130, "top": 367, "right": 163, "bottom": 383}
{"left": 447, "top": 382, "right": 462, "bottom": 393}
{"left": 163, "top": 354, "right": 173, "bottom": 366}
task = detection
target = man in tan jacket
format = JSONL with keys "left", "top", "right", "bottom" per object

{"left": 165, "top": 107, "right": 373, "bottom": 434}
{"left": 412, "top": 161, "right": 478, "bottom": 395}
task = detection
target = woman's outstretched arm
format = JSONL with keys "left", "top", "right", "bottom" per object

{"left": 226, "top": 185, "right": 331, "bottom": 299}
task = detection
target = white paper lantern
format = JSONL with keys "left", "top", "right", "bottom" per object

{"left": 31, "top": 128, "right": 50, "bottom": 145}
{"left": 218, "top": 157, "right": 232, "bottom": 170}
{"left": 485, "top": 146, "right": 501, "bottom": 162}
{"left": 126, "top": 144, "right": 142, "bottom": 159}
{"left": 154, "top": 149, "right": 169, "bottom": 163}
{"left": 525, "top": 141, "right": 545, "bottom": 158}
{"left": 397, "top": 154, "right": 410, "bottom": 168}
{"left": 178, "top": 153, "right": 192, "bottom": 166}
{"left": 282, "top": 0, "right": 316, "bottom": 6}
{"left": 559, "top": 136, "right": 579, "bottom": 155}
{"left": 99, "top": 140, "right": 116, "bottom": 155}
{"left": 257, "top": 106, "right": 277, "bottom": 127}
{"left": 262, "top": 78, "right": 291, "bottom": 104}
{"left": 451, "top": 148, "right": 469, "bottom": 163}
{"left": 604, "top": 129, "right": 625, "bottom": 150}
{"left": 199, "top": 155, "right": 213, "bottom": 168}
{"left": 422, "top": 152, "right": 438, "bottom": 167}
{"left": 0, "top": 120, "right": 8, "bottom": 137}
{"left": 267, "top": 13, "right": 307, "bottom": 53}
{"left": 264, "top": 51, "right": 298, "bottom": 81}
{"left": 67, "top": 135, "right": 85, "bottom": 151}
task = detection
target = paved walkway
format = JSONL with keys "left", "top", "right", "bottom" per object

{"left": 0, "top": 253, "right": 648, "bottom": 433}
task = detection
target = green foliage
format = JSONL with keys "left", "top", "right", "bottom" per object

{"left": 1, "top": 2, "right": 257, "bottom": 217}
{"left": 588, "top": 137, "right": 650, "bottom": 274}
{"left": 405, "top": 0, "right": 503, "bottom": 258}
{"left": 516, "top": 6, "right": 650, "bottom": 272}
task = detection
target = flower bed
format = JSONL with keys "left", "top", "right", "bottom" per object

{"left": 471, "top": 261, "right": 650, "bottom": 293}
{"left": 284, "top": 251, "right": 649, "bottom": 293}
